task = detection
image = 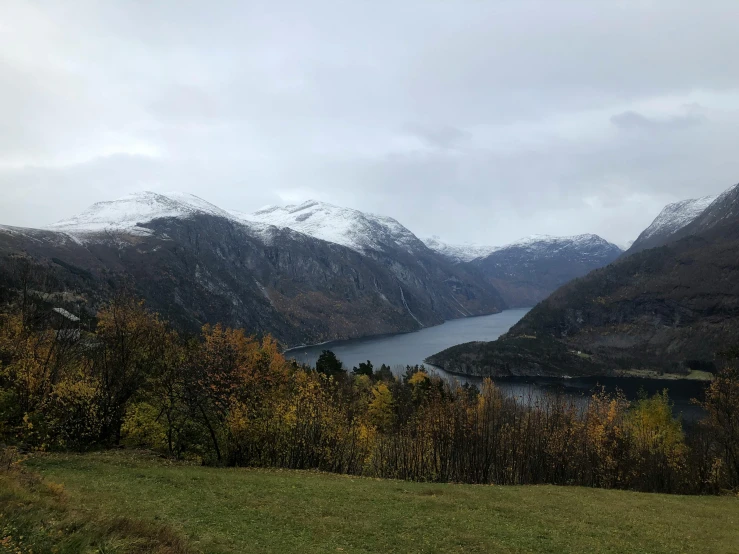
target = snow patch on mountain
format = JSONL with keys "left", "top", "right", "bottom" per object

{"left": 243, "top": 200, "right": 426, "bottom": 254}
{"left": 499, "top": 234, "right": 622, "bottom": 256}
{"left": 46, "top": 191, "right": 237, "bottom": 236}
{"left": 43, "top": 190, "right": 288, "bottom": 246}
{"left": 427, "top": 233, "right": 622, "bottom": 262}
{"left": 636, "top": 195, "right": 718, "bottom": 243}
{"left": 686, "top": 184, "right": 739, "bottom": 233}
{"left": 422, "top": 236, "right": 498, "bottom": 262}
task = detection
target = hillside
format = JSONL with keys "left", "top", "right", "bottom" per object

{"left": 0, "top": 192, "right": 504, "bottom": 346}
{"left": 9, "top": 451, "right": 737, "bottom": 554}
{"left": 429, "top": 183, "right": 739, "bottom": 377}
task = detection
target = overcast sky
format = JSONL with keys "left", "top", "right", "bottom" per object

{"left": 2, "top": 1, "right": 739, "bottom": 247}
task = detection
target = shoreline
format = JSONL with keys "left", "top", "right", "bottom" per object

{"left": 424, "top": 365, "right": 714, "bottom": 383}
{"left": 615, "top": 369, "right": 714, "bottom": 382}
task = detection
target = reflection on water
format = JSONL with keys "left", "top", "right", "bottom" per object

{"left": 286, "top": 308, "right": 708, "bottom": 420}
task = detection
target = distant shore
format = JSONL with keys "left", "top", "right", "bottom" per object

{"left": 616, "top": 369, "right": 714, "bottom": 381}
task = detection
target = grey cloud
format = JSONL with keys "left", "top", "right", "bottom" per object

{"left": 611, "top": 110, "right": 706, "bottom": 130}
{"left": 1, "top": 0, "right": 739, "bottom": 248}
{"left": 403, "top": 123, "right": 470, "bottom": 149}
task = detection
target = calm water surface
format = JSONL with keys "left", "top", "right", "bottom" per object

{"left": 286, "top": 308, "right": 531, "bottom": 370}
{"left": 286, "top": 308, "right": 707, "bottom": 420}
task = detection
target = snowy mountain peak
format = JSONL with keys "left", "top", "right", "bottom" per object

{"left": 46, "top": 191, "right": 237, "bottom": 236}
{"left": 422, "top": 236, "right": 498, "bottom": 262}
{"left": 506, "top": 233, "right": 617, "bottom": 249}
{"left": 246, "top": 199, "right": 426, "bottom": 254}
{"left": 426, "top": 233, "right": 621, "bottom": 263}
{"left": 638, "top": 194, "right": 718, "bottom": 242}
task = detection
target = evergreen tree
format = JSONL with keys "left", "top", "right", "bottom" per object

{"left": 352, "top": 360, "right": 373, "bottom": 377}
{"left": 315, "top": 350, "right": 344, "bottom": 377}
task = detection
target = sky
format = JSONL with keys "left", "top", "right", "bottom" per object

{"left": 2, "top": 1, "right": 739, "bottom": 248}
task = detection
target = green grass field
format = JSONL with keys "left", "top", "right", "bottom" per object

{"left": 3, "top": 451, "right": 737, "bottom": 553}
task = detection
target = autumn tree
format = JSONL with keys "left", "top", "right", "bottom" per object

{"left": 92, "top": 294, "right": 170, "bottom": 445}
{"left": 367, "top": 382, "right": 394, "bottom": 432}
{"left": 700, "top": 364, "right": 739, "bottom": 490}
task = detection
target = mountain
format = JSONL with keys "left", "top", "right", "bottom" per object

{"left": 627, "top": 194, "right": 717, "bottom": 254}
{"left": 45, "top": 191, "right": 240, "bottom": 236}
{"left": 422, "top": 236, "right": 498, "bottom": 263}
{"left": 465, "top": 235, "right": 623, "bottom": 308}
{"left": 427, "top": 183, "right": 739, "bottom": 378}
{"left": 243, "top": 200, "right": 426, "bottom": 255}
{"left": 0, "top": 192, "right": 505, "bottom": 346}
{"left": 253, "top": 204, "right": 622, "bottom": 310}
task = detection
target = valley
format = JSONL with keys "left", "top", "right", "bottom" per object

{"left": 4, "top": 5, "right": 739, "bottom": 553}
{"left": 0, "top": 192, "right": 621, "bottom": 348}
{"left": 428, "top": 182, "right": 739, "bottom": 379}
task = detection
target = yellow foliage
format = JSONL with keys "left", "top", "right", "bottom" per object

{"left": 368, "top": 383, "right": 394, "bottom": 431}
{"left": 408, "top": 371, "right": 429, "bottom": 386}
{"left": 121, "top": 402, "right": 167, "bottom": 450}
{"left": 624, "top": 390, "right": 687, "bottom": 468}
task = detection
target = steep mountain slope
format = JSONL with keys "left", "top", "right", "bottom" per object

{"left": 466, "top": 235, "right": 623, "bottom": 308}
{"left": 428, "top": 183, "right": 739, "bottom": 378}
{"left": 627, "top": 194, "right": 717, "bottom": 254}
{"left": 422, "top": 236, "right": 498, "bottom": 263}
{"left": 0, "top": 192, "right": 504, "bottom": 345}
{"left": 678, "top": 184, "right": 739, "bottom": 237}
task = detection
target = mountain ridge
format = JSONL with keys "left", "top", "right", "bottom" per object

{"left": 1, "top": 192, "right": 505, "bottom": 346}
{"left": 465, "top": 234, "right": 622, "bottom": 308}
{"left": 626, "top": 194, "right": 718, "bottom": 255}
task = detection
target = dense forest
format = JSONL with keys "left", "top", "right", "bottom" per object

{"left": 1, "top": 263, "right": 738, "bottom": 496}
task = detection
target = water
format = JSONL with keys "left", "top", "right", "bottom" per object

{"left": 286, "top": 308, "right": 708, "bottom": 420}
{"left": 286, "top": 308, "right": 531, "bottom": 370}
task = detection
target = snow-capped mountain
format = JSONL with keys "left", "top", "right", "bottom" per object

{"left": 422, "top": 236, "right": 498, "bottom": 263}
{"left": 47, "top": 191, "right": 234, "bottom": 235}
{"left": 243, "top": 200, "right": 427, "bottom": 255}
{"left": 427, "top": 234, "right": 621, "bottom": 264}
{"left": 468, "top": 234, "right": 623, "bottom": 308}
{"left": 44, "top": 191, "right": 285, "bottom": 245}
{"left": 496, "top": 234, "right": 621, "bottom": 258}
{"left": 628, "top": 194, "right": 718, "bottom": 254}
{"left": 681, "top": 183, "right": 739, "bottom": 236}
{"left": 3, "top": 191, "right": 504, "bottom": 346}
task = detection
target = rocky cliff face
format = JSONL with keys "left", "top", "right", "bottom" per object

{"left": 428, "top": 183, "right": 739, "bottom": 378}
{"left": 0, "top": 193, "right": 505, "bottom": 346}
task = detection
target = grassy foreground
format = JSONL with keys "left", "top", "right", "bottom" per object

{"left": 1, "top": 451, "right": 735, "bottom": 553}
